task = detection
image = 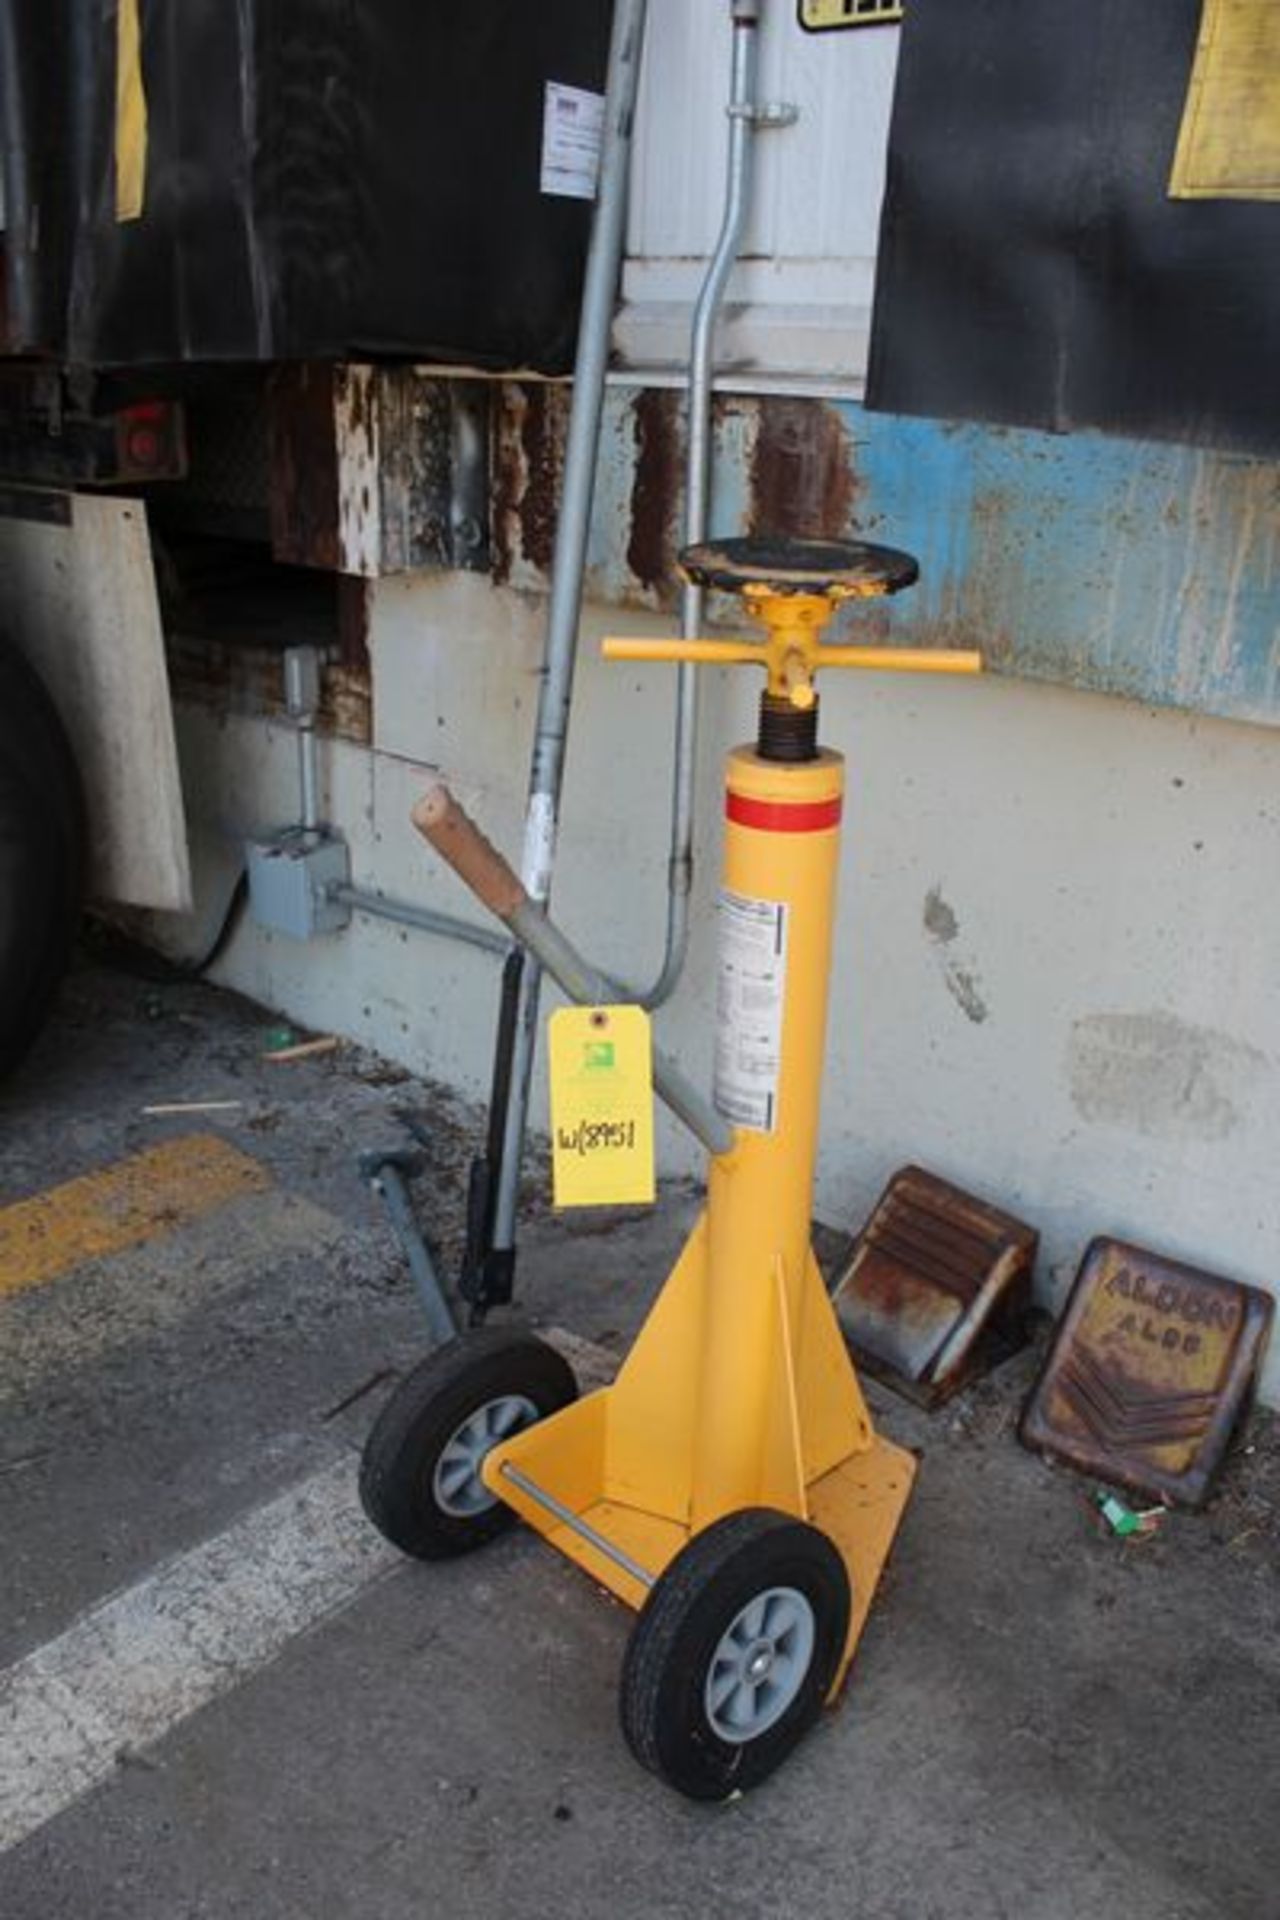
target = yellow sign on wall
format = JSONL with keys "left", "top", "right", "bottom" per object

{"left": 549, "top": 1005, "right": 655, "bottom": 1208}
{"left": 798, "top": 0, "right": 903, "bottom": 31}
{"left": 115, "top": 0, "right": 148, "bottom": 221}
{"left": 1170, "top": 0, "right": 1280, "bottom": 201}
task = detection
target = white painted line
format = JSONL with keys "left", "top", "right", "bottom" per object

{"left": 0, "top": 1328, "right": 618, "bottom": 1857}
{"left": 0, "top": 1454, "right": 397, "bottom": 1855}
{"left": 140, "top": 1100, "right": 245, "bottom": 1115}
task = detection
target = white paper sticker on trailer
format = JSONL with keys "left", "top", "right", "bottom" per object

{"left": 713, "top": 889, "right": 789, "bottom": 1133}
{"left": 540, "top": 82, "right": 605, "bottom": 201}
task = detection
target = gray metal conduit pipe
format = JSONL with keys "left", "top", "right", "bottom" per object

{"left": 506, "top": 903, "right": 732, "bottom": 1159}
{"left": 411, "top": 783, "right": 734, "bottom": 1161}
{"left": 490, "top": 0, "right": 768, "bottom": 1264}
{"left": 489, "top": 0, "right": 650, "bottom": 1263}
{"left": 332, "top": 885, "right": 510, "bottom": 959}
{"left": 639, "top": 0, "right": 764, "bottom": 1013}
{"left": 277, "top": 642, "right": 507, "bottom": 959}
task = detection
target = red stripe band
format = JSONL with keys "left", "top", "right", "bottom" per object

{"left": 725, "top": 792, "right": 843, "bottom": 834}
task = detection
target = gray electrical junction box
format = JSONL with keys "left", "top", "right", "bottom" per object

{"left": 246, "top": 832, "right": 352, "bottom": 941}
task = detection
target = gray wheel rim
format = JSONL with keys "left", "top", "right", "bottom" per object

{"left": 432, "top": 1394, "right": 538, "bottom": 1517}
{"left": 704, "top": 1586, "right": 815, "bottom": 1743}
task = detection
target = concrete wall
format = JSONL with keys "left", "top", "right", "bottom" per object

{"left": 164, "top": 566, "right": 1280, "bottom": 1404}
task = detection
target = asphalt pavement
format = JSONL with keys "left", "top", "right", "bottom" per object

{"left": 1, "top": 962, "right": 1276, "bottom": 1920}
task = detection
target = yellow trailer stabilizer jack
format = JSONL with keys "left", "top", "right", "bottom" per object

{"left": 361, "top": 535, "right": 980, "bottom": 1799}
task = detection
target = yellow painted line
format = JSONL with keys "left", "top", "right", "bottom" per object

{"left": 0, "top": 1135, "right": 270, "bottom": 1300}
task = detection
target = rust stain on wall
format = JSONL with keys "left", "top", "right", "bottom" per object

{"left": 489, "top": 382, "right": 522, "bottom": 586}
{"left": 520, "top": 384, "right": 567, "bottom": 574}
{"left": 749, "top": 399, "right": 858, "bottom": 541}
{"left": 490, "top": 382, "right": 569, "bottom": 585}
{"left": 334, "top": 364, "right": 380, "bottom": 577}
{"left": 626, "top": 387, "right": 680, "bottom": 594}
{"left": 267, "top": 364, "right": 341, "bottom": 571}
{"left": 166, "top": 634, "right": 371, "bottom": 745}
{"left": 322, "top": 660, "right": 371, "bottom": 742}
{"left": 337, "top": 575, "right": 371, "bottom": 678}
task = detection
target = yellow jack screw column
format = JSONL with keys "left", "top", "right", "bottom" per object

{"left": 695, "top": 742, "right": 862, "bottom": 1528}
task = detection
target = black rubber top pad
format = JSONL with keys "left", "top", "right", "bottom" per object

{"left": 679, "top": 537, "right": 919, "bottom": 597}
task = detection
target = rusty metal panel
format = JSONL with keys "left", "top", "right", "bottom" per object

{"left": 1020, "top": 1238, "right": 1274, "bottom": 1508}
{"left": 267, "top": 365, "right": 342, "bottom": 572}
{"left": 376, "top": 373, "right": 490, "bottom": 577}
{"left": 833, "top": 1164, "right": 1037, "bottom": 1405}
{"left": 165, "top": 632, "right": 372, "bottom": 748}
{"left": 581, "top": 379, "right": 1280, "bottom": 730}
{"left": 491, "top": 382, "right": 573, "bottom": 592}
{"left": 333, "top": 366, "right": 382, "bottom": 577}
{"left": 268, "top": 366, "right": 489, "bottom": 579}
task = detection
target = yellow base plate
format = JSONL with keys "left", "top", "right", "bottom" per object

{"left": 486, "top": 1206, "right": 916, "bottom": 1694}
{"left": 808, "top": 1433, "right": 916, "bottom": 1689}
{"left": 490, "top": 1388, "right": 916, "bottom": 1690}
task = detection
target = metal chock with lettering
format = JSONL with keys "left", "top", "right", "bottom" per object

{"left": 1020, "top": 1237, "right": 1273, "bottom": 1508}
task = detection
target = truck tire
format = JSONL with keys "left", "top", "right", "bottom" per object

{"left": 0, "top": 640, "right": 86, "bottom": 1079}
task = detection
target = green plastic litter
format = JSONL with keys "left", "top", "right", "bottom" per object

{"left": 1095, "top": 1491, "right": 1141, "bottom": 1536}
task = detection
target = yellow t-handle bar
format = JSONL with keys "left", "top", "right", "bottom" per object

{"left": 602, "top": 633, "right": 981, "bottom": 713}
{"left": 602, "top": 638, "right": 981, "bottom": 675}
{"left": 605, "top": 579, "right": 980, "bottom": 708}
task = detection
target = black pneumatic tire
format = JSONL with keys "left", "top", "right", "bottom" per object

{"left": 0, "top": 641, "right": 86, "bottom": 1080}
{"left": 359, "top": 1329, "right": 577, "bottom": 1559}
{"left": 620, "top": 1508, "right": 851, "bottom": 1802}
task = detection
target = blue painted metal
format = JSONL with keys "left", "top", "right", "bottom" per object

{"left": 582, "top": 385, "right": 1280, "bottom": 728}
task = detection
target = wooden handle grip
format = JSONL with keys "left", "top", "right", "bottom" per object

{"left": 411, "top": 785, "right": 527, "bottom": 922}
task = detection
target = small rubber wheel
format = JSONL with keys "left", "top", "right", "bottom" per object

{"left": 620, "top": 1508, "right": 851, "bottom": 1801}
{"left": 359, "top": 1329, "right": 577, "bottom": 1559}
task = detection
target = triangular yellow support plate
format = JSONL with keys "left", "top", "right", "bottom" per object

{"left": 483, "top": 1209, "right": 916, "bottom": 1681}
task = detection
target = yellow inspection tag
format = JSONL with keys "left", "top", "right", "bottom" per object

{"left": 549, "top": 1005, "right": 655, "bottom": 1208}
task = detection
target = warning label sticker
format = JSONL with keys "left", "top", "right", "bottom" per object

{"left": 540, "top": 82, "right": 605, "bottom": 201}
{"left": 713, "top": 889, "right": 789, "bottom": 1133}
